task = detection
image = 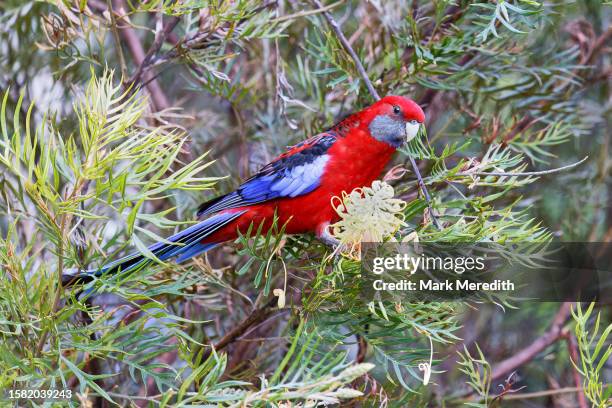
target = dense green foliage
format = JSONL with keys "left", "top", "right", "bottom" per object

{"left": 0, "top": 0, "right": 609, "bottom": 407}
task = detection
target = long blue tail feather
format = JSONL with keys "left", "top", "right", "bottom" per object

{"left": 62, "top": 211, "right": 245, "bottom": 286}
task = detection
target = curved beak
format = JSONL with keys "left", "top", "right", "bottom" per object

{"left": 405, "top": 121, "right": 421, "bottom": 142}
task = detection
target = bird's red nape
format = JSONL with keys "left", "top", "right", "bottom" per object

{"left": 362, "top": 95, "right": 426, "bottom": 125}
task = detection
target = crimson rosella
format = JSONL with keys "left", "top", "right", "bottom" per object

{"left": 63, "top": 95, "right": 425, "bottom": 285}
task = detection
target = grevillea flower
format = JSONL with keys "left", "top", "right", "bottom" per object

{"left": 330, "top": 180, "right": 406, "bottom": 258}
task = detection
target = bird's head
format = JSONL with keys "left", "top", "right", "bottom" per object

{"left": 363, "top": 95, "right": 425, "bottom": 148}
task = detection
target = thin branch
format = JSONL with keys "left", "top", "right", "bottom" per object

{"left": 501, "top": 115, "right": 537, "bottom": 144}
{"left": 563, "top": 330, "right": 589, "bottom": 408}
{"left": 201, "top": 298, "right": 278, "bottom": 360}
{"left": 311, "top": 0, "right": 379, "bottom": 99}
{"left": 458, "top": 156, "right": 589, "bottom": 177}
{"left": 584, "top": 26, "right": 612, "bottom": 64}
{"left": 490, "top": 387, "right": 583, "bottom": 401}
{"left": 141, "top": 0, "right": 278, "bottom": 77}
{"left": 311, "top": 0, "right": 442, "bottom": 230}
{"left": 356, "top": 333, "right": 367, "bottom": 363}
{"left": 491, "top": 302, "right": 572, "bottom": 381}
{"left": 113, "top": 0, "right": 170, "bottom": 111}
{"left": 128, "top": 15, "right": 180, "bottom": 86}
{"left": 410, "top": 156, "right": 441, "bottom": 229}
{"left": 105, "top": 0, "right": 128, "bottom": 79}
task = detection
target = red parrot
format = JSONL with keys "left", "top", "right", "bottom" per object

{"left": 63, "top": 95, "right": 424, "bottom": 284}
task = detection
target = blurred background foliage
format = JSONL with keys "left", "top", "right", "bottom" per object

{"left": 0, "top": 0, "right": 610, "bottom": 407}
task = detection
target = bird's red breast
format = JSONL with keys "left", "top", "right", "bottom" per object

{"left": 204, "top": 125, "right": 397, "bottom": 243}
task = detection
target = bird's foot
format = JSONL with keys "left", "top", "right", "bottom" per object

{"left": 318, "top": 229, "right": 341, "bottom": 248}
{"left": 318, "top": 229, "right": 351, "bottom": 262}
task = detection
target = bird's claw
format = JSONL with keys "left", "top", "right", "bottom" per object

{"left": 318, "top": 230, "right": 341, "bottom": 248}
{"left": 318, "top": 229, "right": 351, "bottom": 262}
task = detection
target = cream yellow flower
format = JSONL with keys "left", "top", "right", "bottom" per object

{"left": 330, "top": 180, "right": 406, "bottom": 258}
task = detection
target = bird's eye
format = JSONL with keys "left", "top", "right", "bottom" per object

{"left": 393, "top": 105, "right": 401, "bottom": 115}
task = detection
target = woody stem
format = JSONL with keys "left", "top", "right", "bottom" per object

{"left": 311, "top": 0, "right": 442, "bottom": 230}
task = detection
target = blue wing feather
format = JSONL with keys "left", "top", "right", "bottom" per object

{"left": 197, "top": 133, "right": 337, "bottom": 217}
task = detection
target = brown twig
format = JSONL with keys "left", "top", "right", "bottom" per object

{"left": 311, "top": 0, "right": 442, "bottom": 230}
{"left": 491, "top": 372, "right": 526, "bottom": 404}
{"left": 201, "top": 298, "right": 278, "bottom": 360}
{"left": 501, "top": 116, "right": 538, "bottom": 145}
{"left": 356, "top": 334, "right": 367, "bottom": 363}
{"left": 91, "top": 0, "right": 276, "bottom": 94}
{"left": 484, "top": 116, "right": 501, "bottom": 144}
{"left": 113, "top": 0, "right": 170, "bottom": 111}
{"left": 562, "top": 329, "right": 589, "bottom": 408}
{"left": 489, "top": 387, "right": 583, "bottom": 401}
{"left": 311, "top": 0, "right": 379, "bottom": 99}
{"left": 490, "top": 302, "right": 572, "bottom": 381}
{"left": 105, "top": 0, "right": 128, "bottom": 80}
{"left": 139, "top": 0, "right": 278, "bottom": 78}
{"left": 583, "top": 26, "right": 612, "bottom": 65}
{"left": 128, "top": 15, "right": 180, "bottom": 87}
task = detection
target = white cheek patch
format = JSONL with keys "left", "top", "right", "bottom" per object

{"left": 405, "top": 122, "right": 421, "bottom": 142}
